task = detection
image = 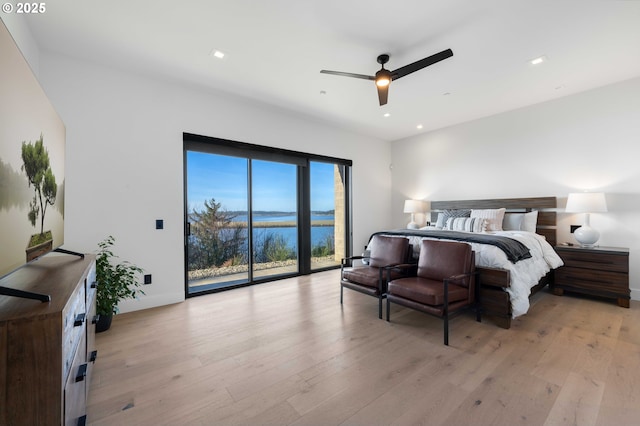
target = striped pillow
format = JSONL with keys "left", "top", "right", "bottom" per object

{"left": 445, "top": 217, "right": 486, "bottom": 233}
{"left": 435, "top": 209, "right": 471, "bottom": 229}
{"left": 471, "top": 208, "right": 506, "bottom": 231}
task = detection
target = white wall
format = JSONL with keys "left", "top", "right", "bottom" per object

{"left": 391, "top": 77, "right": 640, "bottom": 300}
{"left": 1, "top": 15, "right": 39, "bottom": 76}
{"left": 29, "top": 51, "right": 392, "bottom": 313}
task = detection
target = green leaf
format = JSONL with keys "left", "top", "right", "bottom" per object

{"left": 95, "top": 235, "right": 145, "bottom": 315}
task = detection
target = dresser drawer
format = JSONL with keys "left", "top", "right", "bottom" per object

{"left": 63, "top": 283, "right": 86, "bottom": 381}
{"left": 86, "top": 273, "right": 98, "bottom": 398}
{"left": 64, "top": 333, "right": 87, "bottom": 426}
{"left": 86, "top": 262, "right": 97, "bottom": 303}
{"left": 555, "top": 267, "right": 629, "bottom": 293}
{"left": 558, "top": 250, "right": 628, "bottom": 273}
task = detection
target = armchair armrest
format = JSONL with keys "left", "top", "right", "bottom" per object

{"left": 386, "top": 262, "right": 416, "bottom": 271}
{"left": 443, "top": 270, "right": 479, "bottom": 311}
{"left": 444, "top": 271, "right": 477, "bottom": 285}
{"left": 341, "top": 255, "right": 366, "bottom": 267}
{"left": 385, "top": 262, "right": 418, "bottom": 281}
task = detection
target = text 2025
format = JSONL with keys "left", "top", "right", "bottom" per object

{"left": 17, "top": 3, "right": 46, "bottom": 13}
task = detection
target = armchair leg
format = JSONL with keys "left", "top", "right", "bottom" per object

{"left": 474, "top": 277, "right": 481, "bottom": 323}
{"left": 386, "top": 298, "right": 390, "bottom": 322}
{"left": 378, "top": 296, "right": 383, "bottom": 319}
{"left": 340, "top": 283, "right": 343, "bottom": 304}
{"left": 444, "top": 315, "right": 449, "bottom": 346}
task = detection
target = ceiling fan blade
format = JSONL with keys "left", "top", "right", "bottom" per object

{"left": 391, "top": 48, "right": 453, "bottom": 80}
{"left": 377, "top": 84, "right": 389, "bottom": 106}
{"left": 320, "top": 70, "right": 375, "bottom": 81}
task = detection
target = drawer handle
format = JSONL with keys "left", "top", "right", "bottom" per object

{"left": 92, "top": 315, "right": 100, "bottom": 325}
{"left": 74, "top": 313, "right": 86, "bottom": 327}
{"left": 75, "top": 364, "right": 88, "bottom": 382}
{"left": 77, "top": 415, "right": 87, "bottom": 426}
{"left": 90, "top": 350, "right": 98, "bottom": 363}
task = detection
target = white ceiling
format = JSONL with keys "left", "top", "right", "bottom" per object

{"left": 25, "top": 0, "right": 640, "bottom": 141}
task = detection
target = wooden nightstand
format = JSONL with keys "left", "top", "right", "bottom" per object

{"left": 552, "top": 245, "right": 630, "bottom": 308}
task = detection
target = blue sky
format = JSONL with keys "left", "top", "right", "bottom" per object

{"left": 187, "top": 152, "right": 335, "bottom": 212}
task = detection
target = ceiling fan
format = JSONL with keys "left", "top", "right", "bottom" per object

{"left": 320, "top": 48, "right": 453, "bottom": 106}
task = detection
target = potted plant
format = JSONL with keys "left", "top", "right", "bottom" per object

{"left": 95, "top": 236, "right": 144, "bottom": 332}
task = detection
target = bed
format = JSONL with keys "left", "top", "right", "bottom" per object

{"left": 370, "top": 196, "right": 563, "bottom": 329}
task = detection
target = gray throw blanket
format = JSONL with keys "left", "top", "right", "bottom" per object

{"left": 370, "top": 229, "right": 531, "bottom": 263}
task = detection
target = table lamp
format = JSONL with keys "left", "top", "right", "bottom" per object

{"left": 403, "top": 200, "right": 424, "bottom": 229}
{"left": 565, "top": 192, "right": 607, "bottom": 247}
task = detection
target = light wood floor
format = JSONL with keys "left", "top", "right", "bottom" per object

{"left": 87, "top": 270, "right": 640, "bottom": 425}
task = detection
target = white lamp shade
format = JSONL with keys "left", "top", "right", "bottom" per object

{"left": 565, "top": 192, "right": 607, "bottom": 213}
{"left": 403, "top": 199, "right": 424, "bottom": 213}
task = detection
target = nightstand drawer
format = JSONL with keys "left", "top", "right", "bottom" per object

{"left": 558, "top": 250, "right": 628, "bottom": 273}
{"left": 553, "top": 245, "right": 630, "bottom": 308}
{"left": 555, "top": 267, "right": 629, "bottom": 292}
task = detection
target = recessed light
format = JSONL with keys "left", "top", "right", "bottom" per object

{"left": 417, "top": 124, "right": 423, "bottom": 129}
{"left": 384, "top": 113, "right": 390, "bottom": 117}
{"left": 530, "top": 55, "right": 547, "bottom": 65}
{"left": 211, "top": 49, "right": 225, "bottom": 59}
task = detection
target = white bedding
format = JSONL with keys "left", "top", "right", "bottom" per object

{"left": 374, "top": 230, "right": 563, "bottom": 318}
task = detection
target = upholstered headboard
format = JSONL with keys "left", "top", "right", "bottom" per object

{"left": 429, "top": 196, "right": 557, "bottom": 246}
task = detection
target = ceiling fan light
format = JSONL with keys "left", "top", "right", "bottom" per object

{"left": 375, "top": 69, "right": 392, "bottom": 87}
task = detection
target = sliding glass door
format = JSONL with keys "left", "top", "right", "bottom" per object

{"left": 184, "top": 134, "right": 351, "bottom": 296}
{"left": 251, "top": 159, "right": 299, "bottom": 279}
{"left": 185, "top": 152, "right": 250, "bottom": 292}
{"left": 310, "top": 161, "right": 345, "bottom": 270}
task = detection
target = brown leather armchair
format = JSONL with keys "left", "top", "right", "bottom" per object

{"left": 341, "top": 235, "right": 412, "bottom": 319}
{"left": 386, "top": 239, "right": 480, "bottom": 345}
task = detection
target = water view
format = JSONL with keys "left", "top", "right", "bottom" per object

{"left": 230, "top": 213, "right": 335, "bottom": 251}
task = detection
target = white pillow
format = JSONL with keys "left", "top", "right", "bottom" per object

{"left": 445, "top": 217, "right": 485, "bottom": 233}
{"left": 502, "top": 214, "right": 523, "bottom": 231}
{"left": 502, "top": 211, "right": 539, "bottom": 232}
{"left": 470, "top": 208, "right": 506, "bottom": 231}
{"left": 521, "top": 211, "right": 538, "bottom": 232}
{"left": 435, "top": 209, "right": 471, "bottom": 229}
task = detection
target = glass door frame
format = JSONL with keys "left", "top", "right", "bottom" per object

{"left": 183, "top": 133, "right": 352, "bottom": 297}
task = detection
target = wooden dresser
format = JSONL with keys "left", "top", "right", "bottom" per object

{"left": 0, "top": 252, "right": 97, "bottom": 426}
{"left": 552, "top": 245, "right": 630, "bottom": 308}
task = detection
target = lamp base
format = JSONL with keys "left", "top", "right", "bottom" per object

{"left": 407, "top": 222, "right": 419, "bottom": 230}
{"left": 574, "top": 225, "right": 600, "bottom": 248}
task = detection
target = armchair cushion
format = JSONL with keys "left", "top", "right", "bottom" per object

{"left": 388, "top": 277, "right": 468, "bottom": 306}
{"left": 417, "top": 239, "right": 474, "bottom": 292}
{"left": 343, "top": 266, "right": 407, "bottom": 290}
{"left": 367, "top": 236, "right": 411, "bottom": 268}
{"left": 342, "top": 267, "right": 381, "bottom": 289}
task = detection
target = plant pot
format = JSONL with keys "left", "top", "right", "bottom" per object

{"left": 95, "top": 314, "right": 113, "bottom": 333}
